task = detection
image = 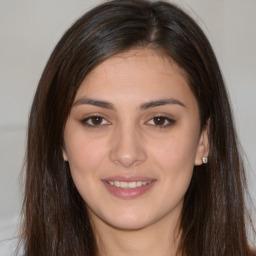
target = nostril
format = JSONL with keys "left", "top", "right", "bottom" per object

{"left": 111, "top": 153, "right": 144, "bottom": 168}
{"left": 109, "top": 126, "right": 147, "bottom": 167}
{"left": 109, "top": 142, "right": 147, "bottom": 168}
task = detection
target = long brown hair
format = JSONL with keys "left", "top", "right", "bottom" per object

{"left": 21, "top": 0, "right": 255, "bottom": 255}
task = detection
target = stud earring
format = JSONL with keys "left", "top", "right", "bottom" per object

{"left": 202, "top": 157, "right": 208, "bottom": 164}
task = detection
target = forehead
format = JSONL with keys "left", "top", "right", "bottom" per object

{"left": 83, "top": 48, "right": 187, "bottom": 85}
{"left": 74, "top": 48, "right": 197, "bottom": 110}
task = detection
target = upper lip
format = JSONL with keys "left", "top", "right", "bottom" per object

{"left": 102, "top": 176, "right": 156, "bottom": 182}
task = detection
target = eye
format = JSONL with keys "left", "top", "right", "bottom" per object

{"left": 146, "top": 116, "right": 175, "bottom": 127}
{"left": 82, "top": 115, "right": 110, "bottom": 127}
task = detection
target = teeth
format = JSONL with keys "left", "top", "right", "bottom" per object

{"left": 128, "top": 181, "right": 136, "bottom": 188}
{"left": 107, "top": 180, "right": 151, "bottom": 189}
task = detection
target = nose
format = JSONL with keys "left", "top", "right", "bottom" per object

{"left": 109, "top": 124, "right": 147, "bottom": 168}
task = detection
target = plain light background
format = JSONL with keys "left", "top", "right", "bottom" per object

{"left": 0, "top": 0, "right": 255, "bottom": 240}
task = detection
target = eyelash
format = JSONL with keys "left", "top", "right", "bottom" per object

{"left": 81, "top": 115, "right": 110, "bottom": 128}
{"left": 146, "top": 115, "right": 176, "bottom": 128}
{"left": 81, "top": 115, "right": 176, "bottom": 128}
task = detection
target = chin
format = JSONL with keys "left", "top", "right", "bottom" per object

{"left": 101, "top": 210, "right": 156, "bottom": 231}
{"left": 108, "top": 219, "right": 150, "bottom": 231}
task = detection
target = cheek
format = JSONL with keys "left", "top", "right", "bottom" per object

{"left": 150, "top": 133, "right": 198, "bottom": 173}
{"left": 150, "top": 135, "right": 197, "bottom": 207}
{"left": 149, "top": 132, "right": 198, "bottom": 195}
{"left": 65, "top": 137, "right": 107, "bottom": 204}
{"left": 64, "top": 133, "right": 107, "bottom": 179}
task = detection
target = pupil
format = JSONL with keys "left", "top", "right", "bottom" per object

{"left": 92, "top": 116, "right": 102, "bottom": 125}
{"left": 154, "top": 117, "right": 165, "bottom": 125}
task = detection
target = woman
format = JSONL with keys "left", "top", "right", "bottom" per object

{"left": 18, "top": 0, "right": 255, "bottom": 255}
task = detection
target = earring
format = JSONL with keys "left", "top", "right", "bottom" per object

{"left": 202, "top": 157, "right": 208, "bottom": 164}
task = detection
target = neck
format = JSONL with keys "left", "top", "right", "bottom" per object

{"left": 92, "top": 212, "right": 181, "bottom": 256}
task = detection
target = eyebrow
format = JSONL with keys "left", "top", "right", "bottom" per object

{"left": 73, "top": 98, "right": 115, "bottom": 109}
{"left": 140, "top": 98, "right": 186, "bottom": 110}
{"left": 73, "top": 97, "right": 186, "bottom": 110}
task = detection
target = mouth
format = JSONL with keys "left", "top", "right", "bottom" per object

{"left": 102, "top": 177, "right": 156, "bottom": 199}
{"left": 106, "top": 180, "right": 152, "bottom": 189}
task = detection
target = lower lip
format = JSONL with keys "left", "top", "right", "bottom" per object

{"left": 102, "top": 181, "right": 156, "bottom": 199}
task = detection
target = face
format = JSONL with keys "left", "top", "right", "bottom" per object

{"left": 63, "top": 48, "right": 209, "bottom": 231}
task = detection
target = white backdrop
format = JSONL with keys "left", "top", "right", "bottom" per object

{"left": 0, "top": 0, "right": 255, "bottom": 240}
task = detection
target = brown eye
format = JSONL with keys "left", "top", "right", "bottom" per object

{"left": 153, "top": 116, "right": 166, "bottom": 126}
{"left": 91, "top": 116, "right": 103, "bottom": 125}
{"left": 82, "top": 115, "right": 109, "bottom": 127}
{"left": 147, "top": 116, "right": 175, "bottom": 128}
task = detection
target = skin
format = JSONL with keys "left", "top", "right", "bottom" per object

{"left": 63, "top": 48, "right": 209, "bottom": 256}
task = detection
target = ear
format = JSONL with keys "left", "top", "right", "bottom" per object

{"left": 62, "top": 146, "right": 69, "bottom": 162}
{"left": 194, "top": 120, "right": 210, "bottom": 166}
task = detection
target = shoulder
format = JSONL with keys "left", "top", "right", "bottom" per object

{"left": 0, "top": 237, "right": 23, "bottom": 256}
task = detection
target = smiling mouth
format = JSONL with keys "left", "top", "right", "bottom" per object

{"left": 106, "top": 181, "right": 152, "bottom": 189}
{"left": 103, "top": 177, "right": 156, "bottom": 199}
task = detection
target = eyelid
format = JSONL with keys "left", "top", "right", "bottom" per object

{"left": 81, "top": 114, "right": 111, "bottom": 128}
{"left": 80, "top": 113, "right": 176, "bottom": 128}
{"left": 145, "top": 114, "right": 176, "bottom": 128}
